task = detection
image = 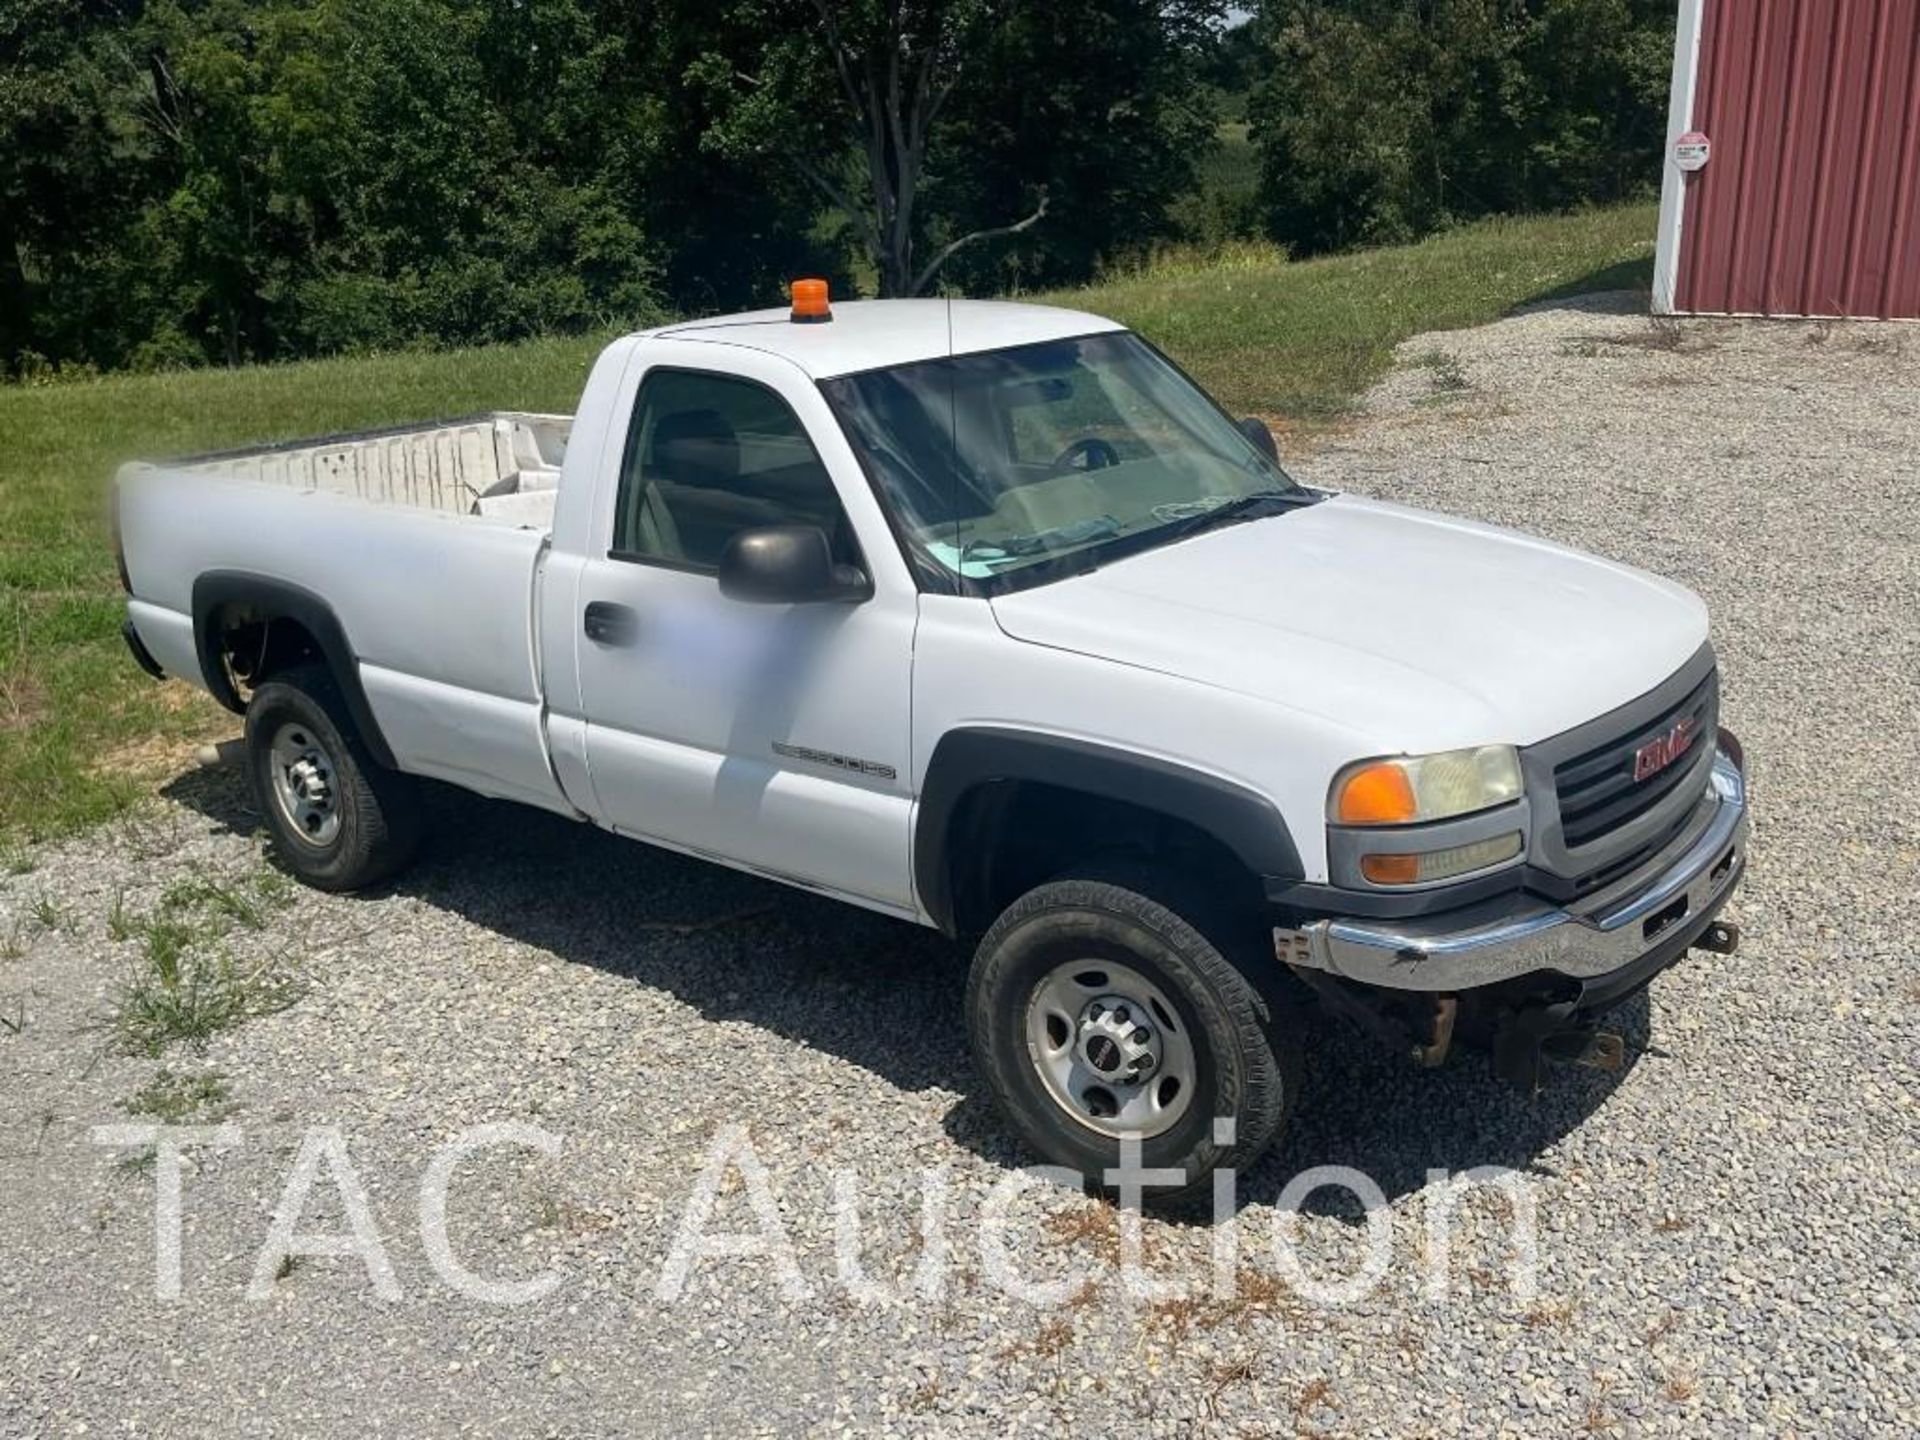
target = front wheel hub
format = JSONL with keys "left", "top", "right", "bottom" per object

{"left": 1026, "top": 960, "right": 1197, "bottom": 1138}
{"left": 1077, "top": 998, "right": 1162, "bottom": 1085}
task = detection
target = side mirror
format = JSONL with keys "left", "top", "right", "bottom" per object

{"left": 1238, "top": 416, "right": 1279, "bottom": 463}
{"left": 718, "top": 525, "right": 871, "bottom": 605}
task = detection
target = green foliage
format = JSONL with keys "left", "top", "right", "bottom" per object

{"left": 930, "top": 0, "right": 1225, "bottom": 292}
{"left": 4, "top": 1, "right": 1669, "bottom": 368}
{"left": 685, "top": 0, "right": 1225, "bottom": 295}
{"left": 1249, "top": 1, "right": 1673, "bottom": 255}
{"left": 110, "top": 870, "right": 300, "bottom": 1055}
{"left": 1, "top": 0, "right": 683, "bottom": 374}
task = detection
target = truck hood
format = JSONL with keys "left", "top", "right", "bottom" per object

{"left": 987, "top": 494, "right": 1710, "bottom": 751}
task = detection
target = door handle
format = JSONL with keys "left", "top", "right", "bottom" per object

{"left": 583, "top": 600, "right": 639, "bottom": 647}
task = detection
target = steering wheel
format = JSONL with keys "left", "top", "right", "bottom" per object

{"left": 1048, "top": 436, "right": 1120, "bottom": 475}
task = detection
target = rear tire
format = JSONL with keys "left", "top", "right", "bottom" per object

{"left": 966, "top": 862, "right": 1303, "bottom": 1209}
{"left": 245, "top": 663, "right": 422, "bottom": 891}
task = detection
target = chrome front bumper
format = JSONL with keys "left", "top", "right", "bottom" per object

{"left": 1276, "top": 747, "right": 1749, "bottom": 994}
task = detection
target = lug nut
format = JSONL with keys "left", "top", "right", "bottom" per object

{"left": 1132, "top": 1027, "right": 1150, "bottom": 1044}
{"left": 1113, "top": 1006, "right": 1130, "bottom": 1024}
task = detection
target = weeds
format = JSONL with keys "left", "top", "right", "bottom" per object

{"left": 123, "top": 1068, "right": 233, "bottom": 1122}
{"left": 110, "top": 868, "right": 300, "bottom": 1054}
{"left": 159, "top": 872, "right": 286, "bottom": 931}
{"left": 1577, "top": 1373, "right": 1623, "bottom": 1435}
{"left": 109, "top": 806, "right": 189, "bottom": 862}
{"left": 903, "top": 1373, "right": 943, "bottom": 1413}
{"left": 1416, "top": 348, "right": 1472, "bottom": 395}
{"left": 1, "top": 846, "right": 33, "bottom": 876}
{"left": 113, "top": 936, "right": 299, "bottom": 1057}
{"left": 107, "top": 890, "right": 137, "bottom": 942}
{"left": 1143, "top": 1266, "right": 1302, "bottom": 1348}
{"left": 1293, "top": 1377, "right": 1337, "bottom": 1424}
{"left": 0, "top": 996, "right": 24, "bottom": 1035}
{"left": 28, "top": 894, "right": 67, "bottom": 931}
{"left": 1644, "top": 314, "right": 1685, "bottom": 350}
{"left": 1, "top": 920, "right": 24, "bottom": 963}
{"left": 1664, "top": 1369, "right": 1699, "bottom": 1402}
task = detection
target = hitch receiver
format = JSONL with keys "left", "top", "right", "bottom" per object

{"left": 1694, "top": 921, "right": 1740, "bottom": 955}
{"left": 1542, "top": 1028, "right": 1626, "bottom": 1073}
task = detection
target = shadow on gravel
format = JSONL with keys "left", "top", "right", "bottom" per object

{"left": 941, "top": 991, "right": 1647, "bottom": 1216}
{"left": 164, "top": 763, "right": 1647, "bottom": 1211}
{"left": 163, "top": 765, "right": 964, "bottom": 1097}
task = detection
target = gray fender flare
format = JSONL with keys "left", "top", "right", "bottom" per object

{"left": 191, "top": 570, "right": 398, "bottom": 770}
{"left": 914, "top": 726, "right": 1302, "bottom": 935}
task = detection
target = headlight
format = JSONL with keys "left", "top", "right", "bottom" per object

{"left": 1330, "top": 745, "right": 1523, "bottom": 826}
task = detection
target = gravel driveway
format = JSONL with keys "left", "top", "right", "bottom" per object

{"left": 3, "top": 295, "right": 1916, "bottom": 1437}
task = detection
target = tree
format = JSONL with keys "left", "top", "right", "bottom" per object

{"left": 693, "top": 0, "right": 1044, "bottom": 296}
{"left": 1249, "top": 0, "right": 1673, "bottom": 256}
{"left": 932, "top": 0, "right": 1223, "bottom": 293}
{"left": 692, "top": 0, "right": 1220, "bottom": 297}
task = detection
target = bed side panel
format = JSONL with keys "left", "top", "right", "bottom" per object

{"left": 120, "top": 474, "right": 569, "bottom": 812}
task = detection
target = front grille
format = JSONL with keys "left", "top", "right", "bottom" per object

{"left": 1554, "top": 667, "right": 1718, "bottom": 853}
{"left": 1568, "top": 805, "right": 1697, "bottom": 896}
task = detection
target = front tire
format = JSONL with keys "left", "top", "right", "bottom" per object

{"left": 245, "top": 664, "right": 422, "bottom": 891}
{"left": 966, "top": 865, "right": 1303, "bottom": 1208}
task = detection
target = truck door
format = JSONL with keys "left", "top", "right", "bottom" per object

{"left": 569, "top": 347, "right": 919, "bottom": 914}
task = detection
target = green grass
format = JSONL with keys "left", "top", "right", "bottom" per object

{"left": 1040, "top": 202, "right": 1655, "bottom": 419}
{"left": 0, "top": 203, "right": 1654, "bottom": 846}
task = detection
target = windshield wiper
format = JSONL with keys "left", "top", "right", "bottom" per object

{"left": 1155, "top": 488, "right": 1319, "bottom": 546}
{"left": 962, "top": 515, "right": 1123, "bottom": 564}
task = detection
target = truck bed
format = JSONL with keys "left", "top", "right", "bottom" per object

{"left": 119, "top": 412, "right": 573, "bottom": 529}
{"left": 117, "top": 412, "right": 580, "bottom": 817}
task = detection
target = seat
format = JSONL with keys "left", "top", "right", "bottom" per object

{"left": 645, "top": 408, "right": 789, "bottom": 566}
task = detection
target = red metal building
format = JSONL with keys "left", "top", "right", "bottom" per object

{"left": 1653, "top": 0, "right": 1920, "bottom": 318}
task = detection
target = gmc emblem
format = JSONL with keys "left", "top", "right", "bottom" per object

{"left": 1633, "top": 715, "right": 1699, "bottom": 782}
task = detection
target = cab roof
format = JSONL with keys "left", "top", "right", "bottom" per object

{"left": 639, "top": 298, "right": 1125, "bottom": 380}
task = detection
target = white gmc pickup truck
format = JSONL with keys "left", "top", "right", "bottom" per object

{"left": 116, "top": 288, "right": 1748, "bottom": 1200}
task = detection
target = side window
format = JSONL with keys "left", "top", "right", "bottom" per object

{"left": 612, "top": 369, "right": 856, "bottom": 571}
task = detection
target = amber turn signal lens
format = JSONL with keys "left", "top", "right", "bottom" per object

{"left": 1335, "top": 762, "right": 1418, "bottom": 825}
{"left": 790, "top": 277, "right": 832, "bottom": 322}
{"left": 1359, "top": 852, "right": 1422, "bottom": 885}
{"left": 1360, "top": 833, "right": 1524, "bottom": 887}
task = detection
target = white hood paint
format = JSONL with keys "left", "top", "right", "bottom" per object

{"left": 988, "top": 494, "right": 1710, "bottom": 753}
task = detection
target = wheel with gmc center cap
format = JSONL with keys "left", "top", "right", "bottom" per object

{"left": 245, "top": 663, "right": 423, "bottom": 891}
{"left": 965, "top": 860, "right": 1303, "bottom": 1206}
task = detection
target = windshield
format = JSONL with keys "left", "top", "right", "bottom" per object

{"left": 818, "top": 331, "right": 1307, "bottom": 592}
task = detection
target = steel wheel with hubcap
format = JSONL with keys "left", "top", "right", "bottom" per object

{"left": 1026, "top": 959, "right": 1197, "bottom": 1138}
{"left": 267, "top": 721, "right": 342, "bottom": 847}
{"left": 968, "top": 861, "right": 1304, "bottom": 1207}
{"left": 244, "top": 663, "right": 422, "bottom": 891}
